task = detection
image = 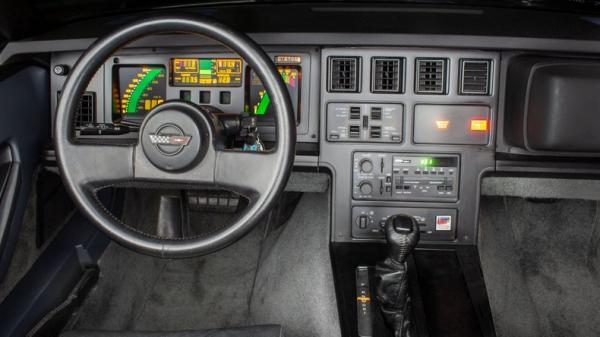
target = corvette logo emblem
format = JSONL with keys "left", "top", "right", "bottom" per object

{"left": 149, "top": 134, "right": 192, "bottom": 146}
{"left": 148, "top": 123, "right": 192, "bottom": 156}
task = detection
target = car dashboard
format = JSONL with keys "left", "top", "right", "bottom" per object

{"left": 46, "top": 39, "right": 499, "bottom": 245}
{"left": 0, "top": 9, "right": 582, "bottom": 248}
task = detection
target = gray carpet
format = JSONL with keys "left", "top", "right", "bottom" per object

{"left": 72, "top": 223, "right": 264, "bottom": 331}
{"left": 250, "top": 192, "right": 341, "bottom": 337}
{"left": 478, "top": 196, "right": 600, "bottom": 337}
{"left": 71, "top": 192, "right": 341, "bottom": 337}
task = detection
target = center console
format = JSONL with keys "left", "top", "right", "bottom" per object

{"left": 320, "top": 48, "right": 498, "bottom": 246}
{"left": 322, "top": 48, "right": 499, "bottom": 337}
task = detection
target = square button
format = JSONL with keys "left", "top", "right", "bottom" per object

{"left": 199, "top": 91, "right": 211, "bottom": 104}
{"left": 180, "top": 90, "right": 191, "bottom": 101}
{"left": 220, "top": 91, "right": 231, "bottom": 104}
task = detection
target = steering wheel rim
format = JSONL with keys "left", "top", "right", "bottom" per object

{"left": 54, "top": 16, "right": 296, "bottom": 258}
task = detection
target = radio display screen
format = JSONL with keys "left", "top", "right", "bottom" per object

{"left": 245, "top": 65, "right": 301, "bottom": 125}
{"left": 171, "top": 58, "right": 243, "bottom": 87}
{"left": 112, "top": 65, "right": 166, "bottom": 121}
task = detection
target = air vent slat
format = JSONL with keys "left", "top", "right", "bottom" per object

{"left": 415, "top": 58, "right": 447, "bottom": 94}
{"left": 328, "top": 57, "right": 361, "bottom": 93}
{"left": 371, "top": 57, "right": 403, "bottom": 93}
{"left": 460, "top": 59, "right": 491, "bottom": 95}
{"left": 74, "top": 92, "right": 96, "bottom": 128}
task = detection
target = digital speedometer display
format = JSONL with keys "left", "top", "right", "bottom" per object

{"left": 112, "top": 65, "right": 166, "bottom": 121}
{"left": 245, "top": 65, "right": 301, "bottom": 125}
{"left": 171, "top": 58, "right": 243, "bottom": 87}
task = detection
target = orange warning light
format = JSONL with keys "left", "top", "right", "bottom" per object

{"left": 436, "top": 120, "right": 450, "bottom": 129}
{"left": 470, "top": 119, "right": 488, "bottom": 132}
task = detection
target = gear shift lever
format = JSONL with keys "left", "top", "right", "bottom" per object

{"left": 375, "top": 214, "right": 420, "bottom": 337}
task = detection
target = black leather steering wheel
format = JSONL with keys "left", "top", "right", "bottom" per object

{"left": 54, "top": 16, "right": 296, "bottom": 258}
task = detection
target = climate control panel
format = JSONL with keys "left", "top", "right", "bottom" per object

{"left": 327, "top": 103, "right": 403, "bottom": 142}
{"left": 352, "top": 153, "right": 459, "bottom": 202}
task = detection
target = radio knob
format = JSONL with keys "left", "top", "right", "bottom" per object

{"left": 359, "top": 159, "right": 374, "bottom": 173}
{"left": 359, "top": 181, "right": 373, "bottom": 195}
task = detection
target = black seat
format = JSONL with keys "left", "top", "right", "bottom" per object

{"left": 60, "top": 325, "right": 283, "bottom": 337}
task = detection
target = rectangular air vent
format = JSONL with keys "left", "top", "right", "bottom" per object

{"left": 371, "top": 57, "right": 403, "bottom": 93}
{"left": 460, "top": 59, "right": 491, "bottom": 95}
{"left": 415, "top": 58, "right": 447, "bottom": 94}
{"left": 74, "top": 92, "right": 96, "bottom": 128}
{"left": 328, "top": 56, "right": 361, "bottom": 93}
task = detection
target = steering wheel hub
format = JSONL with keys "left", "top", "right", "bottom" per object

{"left": 150, "top": 124, "right": 191, "bottom": 156}
{"left": 140, "top": 102, "right": 209, "bottom": 172}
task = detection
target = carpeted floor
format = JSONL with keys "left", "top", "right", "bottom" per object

{"left": 69, "top": 191, "right": 340, "bottom": 337}
{"left": 478, "top": 196, "right": 600, "bottom": 337}
{"left": 72, "top": 223, "right": 263, "bottom": 331}
{"left": 0, "top": 183, "right": 38, "bottom": 303}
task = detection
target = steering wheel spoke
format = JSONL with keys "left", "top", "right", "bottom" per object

{"left": 214, "top": 150, "right": 280, "bottom": 199}
{"left": 62, "top": 142, "right": 135, "bottom": 189}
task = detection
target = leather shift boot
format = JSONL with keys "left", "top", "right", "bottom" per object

{"left": 375, "top": 258, "right": 412, "bottom": 337}
{"left": 374, "top": 215, "right": 419, "bottom": 337}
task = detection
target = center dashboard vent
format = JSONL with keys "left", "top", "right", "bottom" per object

{"left": 460, "top": 59, "right": 491, "bottom": 95}
{"left": 371, "top": 57, "right": 403, "bottom": 93}
{"left": 328, "top": 56, "right": 361, "bottom": 93}
{"left": 415, "top": 58, "right": 447, "bottom": 94}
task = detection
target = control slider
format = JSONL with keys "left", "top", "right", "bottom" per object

{"left": 356, "top": 266, "right": 374, "bottom": 337}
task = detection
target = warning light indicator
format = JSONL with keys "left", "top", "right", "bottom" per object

{"left": 470, "top": 119, "right": 488, "bottom": 132}
{"left": 436, "top": 120, "right": 450, "bottom": 129}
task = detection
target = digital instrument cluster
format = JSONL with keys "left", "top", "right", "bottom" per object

{"left": 246, "top": 66, "right": 301, "bottom": 124}
{"left": 112, "top": 65, "right": 167, "bottom": 122}
{"left": 171, "top": 58, "right": 243, "bottom": 87}
{"left": 111, "top": 57, "right": 302, "bottom": 125}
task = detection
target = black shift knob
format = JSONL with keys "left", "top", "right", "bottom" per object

{"left": 384, "top": 214, "right": 420, "bottom": 264}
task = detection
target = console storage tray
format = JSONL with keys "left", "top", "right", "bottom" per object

{"left": 506, "top": 55, "right": 600, "bottom": 153}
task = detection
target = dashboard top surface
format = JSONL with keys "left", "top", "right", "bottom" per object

{"left": 7, "top": 2, "right": 600, "bottom": 42}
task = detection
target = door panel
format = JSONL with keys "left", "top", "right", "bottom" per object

{"left": 0, "top": 144, "right": 21, "bottom": 265}
{"left": 0, "top": 64, "right": 50, "bottom": 282}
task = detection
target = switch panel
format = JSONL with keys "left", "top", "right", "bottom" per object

{"left": 327, "top": 103, "right": 403, "bottom": 142}
{"left": 353, "top": 152, "right": 459, "bottom": 202}
{"left": 352, "top": 206, "right": 457, "bottom": 241}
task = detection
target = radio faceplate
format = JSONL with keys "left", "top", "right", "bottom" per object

{"left": 352, "top": 153, "right": 459, "bottom": 202}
